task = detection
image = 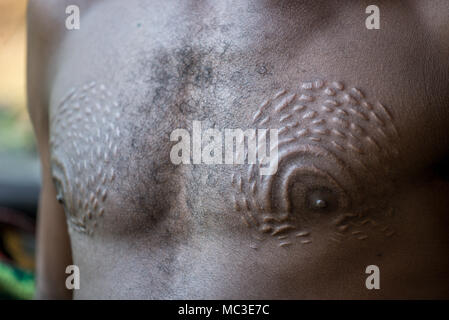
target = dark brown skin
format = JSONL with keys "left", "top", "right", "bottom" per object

{"left": 28, "top": 0, "right": 449, "bottom": 299}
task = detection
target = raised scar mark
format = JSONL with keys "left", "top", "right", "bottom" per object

{"left": 331, "top": 140, "right": 346, "bottom": 152}
{"left": 336, "top": 109, "right": 348, "bottom": 117}
{"left": 293, "top": 104, "right": 307, "bottom": 112}
{"left": 273, "top": 89, "right": 287, "bottom": 99}
{"left": 271, "top": 224, "right": 296, "bottom": 236}
{"left": 331, "top": 129, "right": 346, "bottom": 138}
{"left": 332, "top": 81, "right": 344, "bottom": 90}
{"left": 370, "top": 111, "right": 384, "bottom": 126}
{"left": 351, "top": 87, "right": 364, "bottom": 99}
{"left": 365, "top": 136, "right": 380, "bottom": 151}
{"left": 324, "top": 99, "right": 340, "bottom": 107}
{"left": 295, "top": 231, "right": 310, "bottom": 237}
{"left": 347, "top": 143, "right": 364, "bottom": 155}
{"left": 259, "top": 116, "right": 269, "bottom": 126}
{"left": 312, "top": 119, "right": 326, "bottom": 126}
{"left": 280, "top": 114, "right": 293, "bottom": 123}
{"left": 350, "top": 123, "right": 365, "bottom": 136}
{"left": 321, "top": 105, "right": 334, "bottom": 113}
{"left": 331, "top": 117, "right": 349, "bottom": 128}
{"left": 50, "top": 83, "right": 121, "bottom": 235}
{"left": 312, "top": 128, "right": 329, "bottom": 136}
{"left": 324, "top": 88, "right": 336, "bottom": 96}
{"left": 299, "top": 94, "right": 315, "bottom": 102}
{"left": 274, "top": 93, "right": 297, "bottom": 112}
{"left": 343, "top": 93, "right": 359, "bottom": 105}
{"left": 302, "top": 111, "right": 317, "bottom": 120}
{"left": 279, "top": 242, "right": 292, "bottom": 248}
{"left": 348, "top": 108, "right": 369, "bottom": 121}
{"left": 234, "top": 79, "right": 400, "bottom": 248}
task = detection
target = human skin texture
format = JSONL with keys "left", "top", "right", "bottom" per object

{"left": 28, "top": 0, "right": 449, "bottom": 299}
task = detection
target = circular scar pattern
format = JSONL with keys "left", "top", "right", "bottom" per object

{"left": 230, "top": 79, "right": 401, "bottom": 249}
{"left": 50, "top": 82, "right": 121, "bottom": 235}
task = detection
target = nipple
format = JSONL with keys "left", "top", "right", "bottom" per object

{"left": 56, "top": 193, "right": 64, "bottom": 204}
{"left": 313, "top": 199, "right": 327, "bottom": 209}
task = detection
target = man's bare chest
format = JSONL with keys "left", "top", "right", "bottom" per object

{"left": 48, "top": 3, "right": 448, "bottom": 239}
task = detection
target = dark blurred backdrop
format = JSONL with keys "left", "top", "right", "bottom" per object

{"left": 0, "top": 0, "right": 37, "bottom": 299}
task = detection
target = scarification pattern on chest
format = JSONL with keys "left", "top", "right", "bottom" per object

{"left": 50, "top": 82, "right": 121, "bottom": 235}
{"left": 230, "top": 79, "right": 401, "bottom": 248}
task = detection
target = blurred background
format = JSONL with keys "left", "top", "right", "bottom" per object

{"left": 0, "top": 0, "right": 38, "bottom": 299}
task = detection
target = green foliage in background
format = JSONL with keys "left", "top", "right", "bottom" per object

{"left": 0, "top": 262, "right": 35, "bottom": 300}
{"left": 0, "top": 107, "right": 35, "bottom": 153}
